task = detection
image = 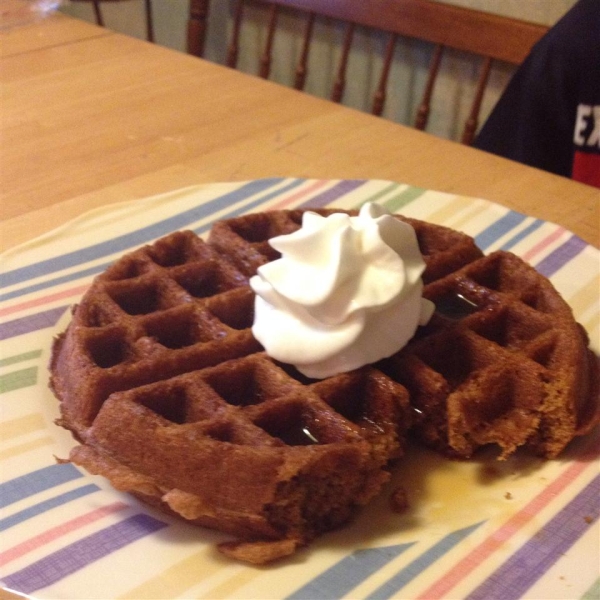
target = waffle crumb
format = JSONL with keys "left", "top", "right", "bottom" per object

{"left": 390, "top": 487, "right": 409, "bottom": 513}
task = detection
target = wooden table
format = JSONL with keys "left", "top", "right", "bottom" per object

{"left": 1, "top": 15, "right": 599, "bottom": 600}
{"left": 1, "top": 13, "right": 598, "bottom": 254}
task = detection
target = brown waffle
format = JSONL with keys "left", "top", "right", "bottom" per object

{"left": 383, "top": 250, "right": 599, "bottom": 459}
{"left": 50, "top": 209, "right": 599, "bottom": 564}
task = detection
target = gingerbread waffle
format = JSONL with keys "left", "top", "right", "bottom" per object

{"left": 50, "top": 209, "right": 599, "bottom": 564}
{"left": 383, "top": 250, "right": 599, "bottom": 459}
{"left": 50, "top": 224, "right": 417, "bottom": 564}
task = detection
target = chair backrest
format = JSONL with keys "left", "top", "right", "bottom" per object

{"left": 187, "top": 0, "right": 549, "bottom": 144}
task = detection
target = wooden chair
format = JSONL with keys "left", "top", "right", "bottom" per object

{"left": 71, "top": 0, "right": 154, "bottom": 42}
{"left": 187, "top": 0, "right": 549, "bottom": 144}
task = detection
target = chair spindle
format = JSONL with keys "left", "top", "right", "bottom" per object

{"left": 143, "top": 0, "right": 154, "bottom": 42}
{"left": 260, "top": 4, "right": 280, "bottom": 79}
{"left": 462, "top": 56, "right": 493, "bottom": 145}
{"left": 295, "top": 12, "right": 317, "bottom": 90}
{"left": 331, "top": 22, "right": 355, "bottom": 103}
{"left": 415, "top": 43, "right": 444, "bottom": 131}
{"left": 227, "top": 0, "right": 245, "bottom": 68}
{"left": 91, "top": 0, "right": 104, "bottom": 26}
{"left": 89, "top": 0, "right": 154, "bottom": 42}
{"left": 187, "top": 0, "right": 210, "bottom": 57}
{"left": 372, "top": 33, "right": 398, "bottom": 116}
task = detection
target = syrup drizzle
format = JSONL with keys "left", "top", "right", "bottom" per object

{"left": 435, "top": 292, "right": 479, "bottom": 320}
{"left": 273, "top": 422, "right": 321, "bottom": 445}
{"left": 302, "top": 426, "right": 320, "bottom": 444}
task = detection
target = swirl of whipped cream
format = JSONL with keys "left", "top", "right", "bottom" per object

{"left": 249, "top": 203, "right": 435, "bottom": 379}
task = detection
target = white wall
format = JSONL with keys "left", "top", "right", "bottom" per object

{"left": 60, "top": 0, "right": 577, "bottom": 141}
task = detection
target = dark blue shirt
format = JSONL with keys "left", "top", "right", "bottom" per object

{"left": 474, "top": 0, "right": 600, "bottom": 188}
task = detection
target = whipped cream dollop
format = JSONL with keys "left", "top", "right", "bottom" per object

{"left": 249, "top": 203, "right": 435, "bottom": 379}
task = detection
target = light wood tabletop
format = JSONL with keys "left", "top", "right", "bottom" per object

{"left": 1, "top": 13, "right": 598, "bottom": 254}
{"left": 1, "top": 15, "right": 599, "bottom": 600}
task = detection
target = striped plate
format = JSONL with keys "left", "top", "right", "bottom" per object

{"left": 1, "top": 179, "right": 598, "bottom": 600}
